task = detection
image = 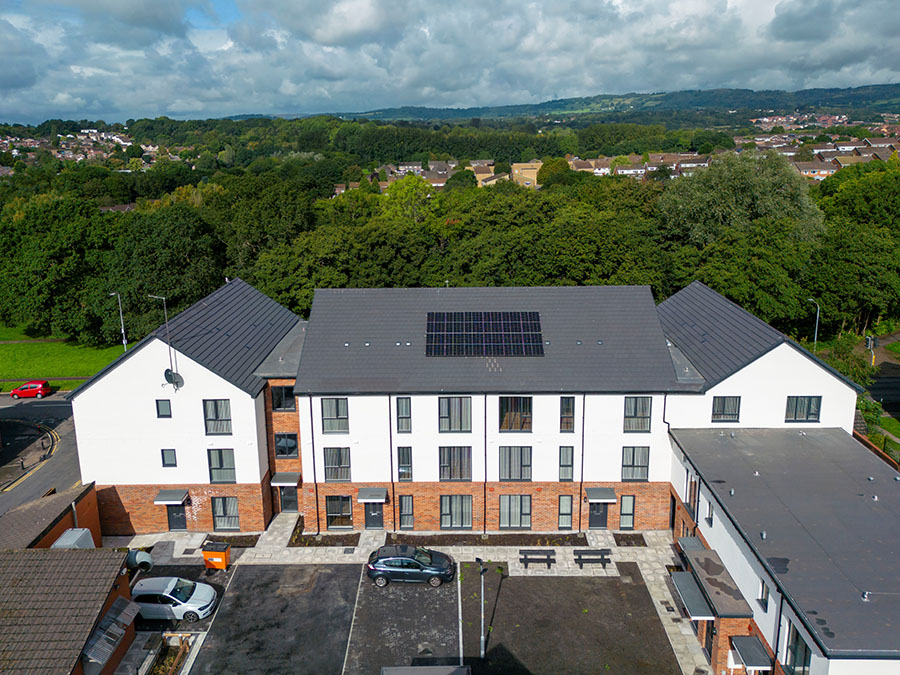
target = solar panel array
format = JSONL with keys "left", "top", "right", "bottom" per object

{"left": 425, "top": 311, "right": 545, "bottom": 357}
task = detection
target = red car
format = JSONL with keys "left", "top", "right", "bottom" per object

{"left": 10, "top": 380, "right": 51, "bottom": 399}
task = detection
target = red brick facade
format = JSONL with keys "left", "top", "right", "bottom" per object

{"left": 33, "top": 485, "right": 103, "bottom": 548}
{"left": 264, "top": 379, "right": 301, "bottom": 516}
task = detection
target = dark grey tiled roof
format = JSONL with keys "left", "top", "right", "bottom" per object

{"left": 0, "top": 483, "right": 94, "bottom": 550}
{"left": 0, "top": 548, "right": 126, "bottom": 673}
{"left": 671, "top": 428, "right": 900, "bottom": 657}
{"left": 295, "top": 286, "right": 692, "bottom": 394}
{"left": 657, "top": 281, "right": 784, "bottom": 387}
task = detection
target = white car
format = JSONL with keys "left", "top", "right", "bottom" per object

{"left": 131, "top": 577, "right": 217, "bottom": 622}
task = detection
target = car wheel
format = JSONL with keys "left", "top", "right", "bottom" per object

{"left": 374, "top": 576, "right": 389, "bottom": 587}
{"left": 183, "top": 611, "right": 200, "bottom": 623}
{"left": 11, "top": 394, "right": 18, "bottom": 399}
{"left": 428, "top": 576, "right": 443, "bottom": 588}
{"left": 36, "top": 393, "right": 43, "bottom": 399}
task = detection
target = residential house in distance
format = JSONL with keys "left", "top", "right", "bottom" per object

{"left": 864, "top": 137, "right": 899, "bottom": 148}
{"left": 468, "top": 164, "right": 495, "bottom": 187}
{"left": 792, "top": 161, "right": 838, "bottom": 180}
{"left": 511, "top": 161, "right": 542, "bottom": 187}
{"left": 614, "top": 163, "right": 646, "bottom": 178}
{"left": 832, "top": 155, "right": 871, "bottom": 169}
{"left": 480, "top": 173, "right": 509, "bottom": 186}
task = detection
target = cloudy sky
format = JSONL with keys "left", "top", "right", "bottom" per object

{"left": 2, "top": 0, "right": 899, "bottom": 124}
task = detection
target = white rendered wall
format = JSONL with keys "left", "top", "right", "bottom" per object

{"left": 665, "top": 343, "right": 857, "bottom": 433}
{"left": 826, "top": 658, "right": 900, "bottom": 674}
{"left": 73, "top": 338, "right": 265, "bottom": 485}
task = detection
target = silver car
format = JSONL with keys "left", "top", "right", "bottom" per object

{"left": 132, "top": 577, "right": 217, "bottom": 622}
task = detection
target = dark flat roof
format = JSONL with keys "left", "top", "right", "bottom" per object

{"left": 671, "top": 428, "right": 900, "bottom": 657}
{"left": 295, "top": 286, "right": 697, "bottom": 394}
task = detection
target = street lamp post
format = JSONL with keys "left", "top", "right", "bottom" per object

{"left": 475, "top": 557, "right": 487, "bottom": 659}
{"left": 807, "top": 298, "right": 820, "bottom": 353}
{"left": 109, "top": 292, "right": 127, "bottom": 352}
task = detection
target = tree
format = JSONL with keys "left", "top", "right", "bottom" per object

{"left": 127, "top": 158, "right": 144, "bottom": 172}
{"left": 444, "top": 169, "right": 477, "bottom": 191}
{"left": 794, "top": 146, "right": 815, "bottom": 162}
{"left": 493, "top": 160, "right": 511, "bottom": 175}
{"left": 536, "top": 158, "right": 571, "bottom": 185}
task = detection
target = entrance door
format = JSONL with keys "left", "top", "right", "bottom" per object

{"left": 669, "top": 495, "right": 676, "bottom": 530}
{"left": 167, "top": 504, "right": 186, "bottom": 531}
{"left": 280, "top": 486, "right": 298, "bottom": 513}
{"left": 364, "top": 503, "right": 384, "bottom": 529}
{"left": 588, "top": 503, "right": 608, "bottom": 529}
{"left": 703, "top": 619, "right": 715, "bottom": 658}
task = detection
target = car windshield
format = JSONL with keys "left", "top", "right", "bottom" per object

{"left": 414, "top": 547, "right": 432, "bottom": 565}
{"left": 170, "top": 579, "right": 196, "bottom": 603}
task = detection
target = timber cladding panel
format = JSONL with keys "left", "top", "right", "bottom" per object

{"left": 95, "top": 483, "right": 269, "bottom": 535}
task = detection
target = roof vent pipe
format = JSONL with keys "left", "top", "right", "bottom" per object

{"left": 70, "top": 502, "right": 78, "bottom": 528}
{"left": 760, "top": 530, "right": 767, "bottom": 540}
{"left": 730, "top": 431, "right": 735, "bottom": 439}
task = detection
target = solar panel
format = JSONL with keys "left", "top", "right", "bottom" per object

{"left": 425, "top": 311, "right": 544, "bottom": 357}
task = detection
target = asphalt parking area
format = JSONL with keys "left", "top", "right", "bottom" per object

{"left": 343, "top": 568, "right": 460, "bottom": 674}
{"left": 132, "top": 564, "right": 235, "bottom": 633}
{"left": 461, "top": 561, "right": 680, "bottom": 674}
{"left": 190, "top": 564, "right": 359, "bottom": 674}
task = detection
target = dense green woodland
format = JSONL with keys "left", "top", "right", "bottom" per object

{"left": 1, "top": 147, "right": 898, "bottom": 392}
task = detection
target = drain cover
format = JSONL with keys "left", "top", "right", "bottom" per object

{"left": 343, "top": 547, "right": 355, "bottom": 554}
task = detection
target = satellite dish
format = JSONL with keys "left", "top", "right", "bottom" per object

{"left": 164, "top": 369, "right": 184, "bottom": 388}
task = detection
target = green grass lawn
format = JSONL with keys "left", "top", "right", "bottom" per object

{"left": 0, "top": 324, "right": 37, "bottom": 341}
{"left": 0, "top": 339, "right": 122, "bottom": 392}
{"left": 886, "top": 342, "right": 900, "bottom": 358}
{"left": 879, "top": 415, "right": 900, "bottom": 439}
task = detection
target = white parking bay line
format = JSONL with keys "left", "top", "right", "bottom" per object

{"left": 341, "top": 565, "right": 365, "bottom": 675}
{"left": 457, "top": 570, "right": 463, "bottom": 666}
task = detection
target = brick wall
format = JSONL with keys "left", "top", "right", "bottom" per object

{"left": 264, "top": 379, "right": 301, "bottom": 517}
{"left": 33, "top": 485, "right": 103, "bottom": 548}
{"left": 95, "top": 483, "right": 269, "bottom": 535}
{"left": 710, "top": 616, "right": 756, "bottom": 674}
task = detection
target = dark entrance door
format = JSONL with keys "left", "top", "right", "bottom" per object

{"left": 167, "top": 504, "right": 186, "bottom": 531}
{"left": 669, "top": 495, "right": 676, "bottom": 529}
{"left": 364, "top": 503, "right": 384, "bottom": 529}
{"left": 588, "top": 502, "right": 608, "bottom": 529}
{"left": 280, "top": 486, "right": 298, "bottom": 513}
{"left": 703, "top": 619, "right": 715, "bottom": 658}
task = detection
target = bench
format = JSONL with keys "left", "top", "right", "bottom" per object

{"left": 519, "top": 549, "right": 557, "bottom": 569}
{"left": 574, "top": 548, "right": 612, "bottom": 570}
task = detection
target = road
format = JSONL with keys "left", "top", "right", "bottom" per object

{"left": 0, "top": 397, "right": 82, "bottom": 517}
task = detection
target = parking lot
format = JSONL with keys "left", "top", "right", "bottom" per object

{"left": 133, "top": 564, "right": 236, "bottom": 634}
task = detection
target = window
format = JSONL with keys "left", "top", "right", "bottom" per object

{"left": 623, "top": 397, "right": 651, "bottom": 432}
{"left": 161, "top": 449, "right": 176, "bottom": 467}
{"left": 398, "top": 447, "right": 413, "bottom": 481}
{"left": 322, "top": 398, "right": 349, "bottom": 433}
{"left": 560, "top": 396, "right": 575, "bottom": 432}
{"left": 439, "top": 446, "right": 472, "bottom": 481}
{"left": 211, "top": 496, "right": 239, "bottom": 531}
{"left": 271, "top": 386, "right": 295, "bottom": 412}
{"left": 438, "top": 396, "right": 471, "bottom": 432}
{"left": 784, "top": 623, "right": 811, "bottom": 675}
{"left": 156, "top": 399, "right": 171, "bottom": 418}
{"left": 758, "top": 579, "right": 770, "bottom": 611}
{"left": 397, "top": 397, "right": 411, "bottom": 433}
{"left": 559, "top": 446, "right": 574, "bottom": 481}
{"left": 324, "top": 447, "right": 351, "bottom": 482}
{"left": 203, "top": 399, "right": 231, "bottom": 435}
{"left": 499, "top": 446, "right": 532, "bottom": 481}
{"left": 499, "top": 495, "right": 531, "bottom": 529}
{"left": 559, "top": 495, "right": 573, "bottom": 530}
{"left": 622, "top": 446, "right": 649, "bottom": 481}
{"left": 326, "top": 495, "right": 352, "bottom": 529}
{"left": 274, "top": 433, "right": 298, "bottom": 458}
{"left": 705, "top": 500, "right": 714, "bottom": 526}
{"left": 620, "top": 495, "right": 635, "bottom": 530}
{"left": 399, "top": 495, "right": 414, "bottom": 529}
{"left": 499, "top": 396, "right": 532, "bottom": 431}
{"left": 207, "top": 448, "right": 235, "bottom": 483}
{"left": 711, "top": 396, "right": 741, "bottom": 422}
{"left": 785, "top": 396, "right": 821, "bottom": 423}
{"left": 440, "top": 495, "right": 473, "bottom": 529}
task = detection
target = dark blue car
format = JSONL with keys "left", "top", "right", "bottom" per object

{"left": 366, "top": 545, "right": 455, "bottom": 587}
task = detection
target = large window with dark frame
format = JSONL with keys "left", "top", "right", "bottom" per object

{"left": 274, "top": 433, "right": 298, "bottom": 458}
{"left": 784, "top": 623, "right": 811, "bottom": 675}
{"left": 438, "top": 396, "right": 471, "bottom": 432}
{"left": 399, "top": 495, "right": 414, "bottom": 529}
{"left": 499, "top": 396, "right": 532, "bottom": 431}
{"left": 499, "top": 446, "right": 532, "bottom": 481}
{"left": 439, "top": 446, "right": 472, "bottom": 481}
{"left": 558, "top": 495, "right": 573, "bottom": 530}
{"left": 623, "top": 396, "right": 651, "bottom": 432}
{"left": 325, "top": 495, "right": 352, "bottom": 529}
{"left": 398, "top": 447, "right": 413, "bottom": 481}
{"left": 622, "top": 446, "right": 650, "bottom": 481}
{"left": 324, "top": 447, "right": 351, "bottom": 482}
{"left": 322, "top": 398, "right": 349, "bottom": 433}
{"left": 207, "top": 448, "right": 235, "bottom": 483}
{"left": 203, "top": 399, "right": 232, "bottom": 435}
{"left": 785, "top": 396, "right": 821, "bottom": 423}
{"left": 499, "top": 495, "right": 531, "bottom": 529}
{"left": 211, "top": 496, "right": 239, "bottom": 531}
{"left": 619, "top": 495, "right": 635, "bottom": 530}
{"left": 711, "top": 396, "right": 741, "bottom": 422}
{"left": 560, "top": 396, "right": 575, "bottom": 432}
{"left": 559, "top": 446, "right": 574, "bottom": 481}
{"left": 440, "top": 495, "right": 473, "bottom": 529}
{"left": 271, "top": 386, "right": 296, "bottom": 412}
{"left": 397, "top": 397, "right": 411, "bottom": 433}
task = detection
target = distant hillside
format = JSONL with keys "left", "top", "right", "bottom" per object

{"left": 326, "top": 83, "right": 900, "bottom": 121}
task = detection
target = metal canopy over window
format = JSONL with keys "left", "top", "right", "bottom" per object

{"left": 81, "top": 596, "right": 141, "bottom": 665}
{"left": 731, "top": 636, "right": 774, "bottom": 671}
{"left": 153, "top": 489, "right": 188, "bottom": 505}
{"left": 671, "top": 571, "right": 715, "bottom": 621}
{"left": 584, "top": 487, "right": 617, "bottom": 503}
{"left": 357, "top": 488, "right": 388, "bottom": 503}
{"left": 271, "top": 472, "right": 301, "bottom": 487}
{"left": 677, "top": 536, "right": 705, "bottom": 553}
